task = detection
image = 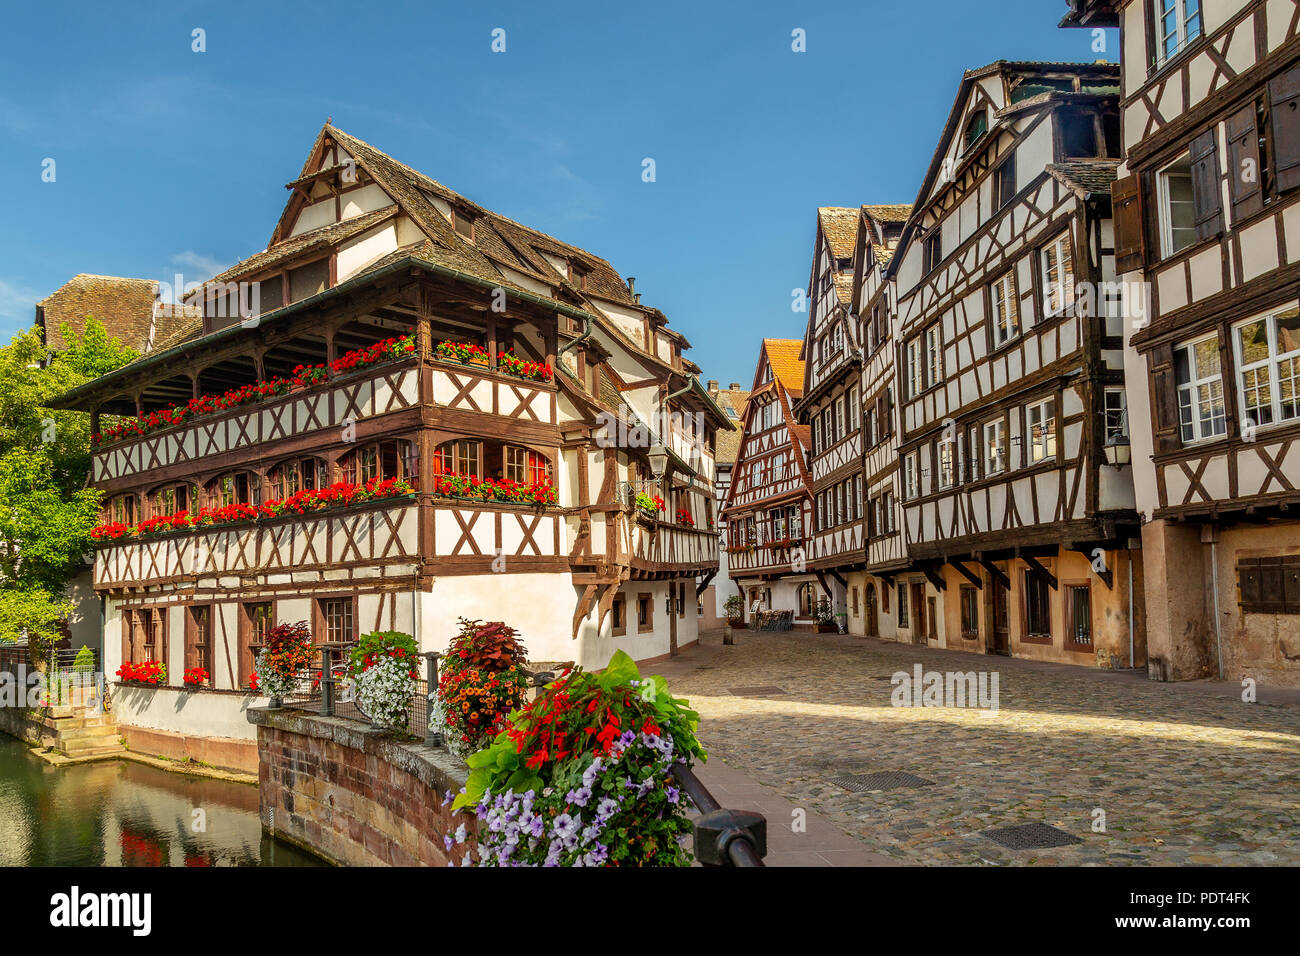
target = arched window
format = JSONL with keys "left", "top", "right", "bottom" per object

{"left": 147, "top": 483, "right": 197, "bottom": 517}
{"left": 205, "top": 471, "right": 260, "bottom": 509}
{"left": 105, "top": 494, "right": 138, "bottom": 526}
{"left": 963, "top": 110, "right": 988, "bottom": 152}
{"left": 340, "top": 439, "right": 418, "bottom": 485}
{"left": 504, "top": 445, "right": 551, "bottom": 484}
{"left": 433, "top": 439, "right": 480, "bottom": 478}
{"left": 268, "top": 456, "right": 328, "bottom": 499}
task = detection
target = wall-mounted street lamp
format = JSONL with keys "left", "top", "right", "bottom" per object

{"left": 616, "top": 441, "right": 671, "bottom": 503}
{"left": 1103, "top": 409, "right": 1131, "bottom": 468}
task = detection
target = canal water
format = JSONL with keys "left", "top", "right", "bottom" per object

{"left": 0, "top": 735, "right": 322, "bottom": 866}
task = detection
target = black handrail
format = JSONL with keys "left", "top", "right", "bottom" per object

{"left": 671, "top": 762, "right": 767, "bottom": 867}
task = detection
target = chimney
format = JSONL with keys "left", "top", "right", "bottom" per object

{"left": 706, "top": 379, "right": 718, "bottom": 393}
{"left": 627, "top": 276, "right": 636, "bottom": 296}
{"left": 633, "top": 293, "right": 641, "bottom": 304}
{"left": 729, "top": 382, "right": 741, "bottom": 391}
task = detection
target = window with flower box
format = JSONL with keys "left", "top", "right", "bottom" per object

{"left": 341, "top": 439, "right": 418, "bottom": 486}
{"left": 205, "top": 471, "right": 260, "bottom": 508}
{"left": 504, "top": 445, "right": 552, "bottom": 484}
{"left": 434, "top": 438, "right": 480, "bottom": 478}
{"left": 146, "top": 484, "right": 196, "bottom": 519}
{"left": 122, "top": 608, "right": 167, "bottom": 673}
{"left": 268, "top": 456, "right": 329, "bottom": 499}
{"left": 185, "top": 606, "right": 212, "bottom": 683}
{"left": 106, "top": 494, "right": 137, "bottom": 526}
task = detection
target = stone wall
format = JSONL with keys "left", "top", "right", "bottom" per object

{"left": 248, "top": 707, "right": 476, "bottom": 866}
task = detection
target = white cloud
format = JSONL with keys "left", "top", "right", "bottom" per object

{"left": 169, "top": 250, "right": 228, "bottom": 279}
{"left": 0, "top": 278, "right": 41, "bottom": 331}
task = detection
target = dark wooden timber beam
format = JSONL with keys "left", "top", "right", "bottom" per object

{"left": 949, "top": 559, "right": 983, "bottom": 589}
{"left": 1021, "top": 554, "right": 1058, "bottom": 591}
{"left": 976, "top": 556, "right": 1010, "bottom": 591}
{"left": 921, "top": 562, "right": 947, "bottom": 592}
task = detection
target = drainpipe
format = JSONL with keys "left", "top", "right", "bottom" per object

{"left": 1127, "top": 547, "right": 1134, "bottom": 669}
{"left": 557, "top": 314, "right": 594, "bottom": 357}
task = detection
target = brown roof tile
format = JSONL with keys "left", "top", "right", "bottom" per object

{"left": 36, "top": 274, "right": 189, "bottom": 354}
{"left": 817, "top": 207, "right": 859, "bottom": 260}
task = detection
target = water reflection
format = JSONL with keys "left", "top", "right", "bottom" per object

{"left": 0, "top": 736, "right": 322, "bottom": 866}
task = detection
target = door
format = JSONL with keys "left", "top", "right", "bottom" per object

{"left": 866, "top": 585, "right": 878, "bottom": 637}
{"left": 911, "top": 583, "right": 927, "bottom": 645}
{"left": 991, "top": 579, "right": 1010, "bottom": 655}
{"left": 669, "top": 586, "right": 679, "bottom": 656}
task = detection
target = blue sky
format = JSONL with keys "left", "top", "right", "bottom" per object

{"left": 0, "top": 0, "right": 1115, "bottom": 386}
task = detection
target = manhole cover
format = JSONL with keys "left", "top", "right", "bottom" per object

{"left": 981, "top": 823, "right": 1083, "bottom": 850}
{"left": 727, "top": 686, "right": 787, "bottom": 697}
{"left": 829, "top": 771, "right": 936, "bottom": 792}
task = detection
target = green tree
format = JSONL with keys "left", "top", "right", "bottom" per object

{"left": 0, "top": 317, "right": 135, "bottom": 647}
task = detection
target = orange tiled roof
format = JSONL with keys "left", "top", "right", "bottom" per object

{"left": 763, "top": 338, "right": 805, "bottom": 392}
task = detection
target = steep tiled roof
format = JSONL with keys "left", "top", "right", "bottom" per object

{"left": 763, "top": 339, "right": 805, "bottom": 394}
{"left": 36, "top": 274, "right": 192, "bottom": 354}
{"left": 1046, "top": 159, "right": 1120, "bottom": 199}
{"left": 817, "top": 207, "right": 859, "bottom": 260}
{"left": 205, "top": 204, "right": 399, "bottom": 286}
{"left": 711, "top": 387, "right": 750, "bottom": 465}
{"left": 861, "top": 204, "right": 912, "bottom": 224}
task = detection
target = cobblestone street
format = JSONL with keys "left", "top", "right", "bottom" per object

{"left": 661, "top": 630, "right": 1300, "bottom": 865}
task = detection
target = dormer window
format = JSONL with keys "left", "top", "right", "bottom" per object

{"left": 568, "top": 261, "right": 589, "bottom": 290}
{"left": 836, "top": 257, "right": 853, "bottom": 273}
{"left": 963, "top": 110, "right": 989, "bottom": 152}
{"left": 451, "top": 208, "right": 475, "bottom": 241}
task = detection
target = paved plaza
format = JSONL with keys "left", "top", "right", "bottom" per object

{"left": 660, "top": 630, "right": 1300, "bottom": 866}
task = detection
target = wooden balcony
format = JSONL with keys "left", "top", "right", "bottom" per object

{"left": 92, "top": 357, "right": 422, "bottom": 486}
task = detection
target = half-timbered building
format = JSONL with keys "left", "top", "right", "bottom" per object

{"left": 796, "top": 208, "right": 866, "bottom": 629}
{"left": 720, "top": 340, "right": 818, "bottom": 626}
{"left": 1105, "top": 0, "right": 1300, "bottom": 685}
{"left": 700, "top": 380, "right": 749, "bottom": 629}
{"left": 850, "top": 204, "right": 912, "bottom": 640}
{"left": 887, "top": 60, "right": 1145, "bottom": 666}
{"left": 51, "top": 123, "right": 730, "bottom": 769}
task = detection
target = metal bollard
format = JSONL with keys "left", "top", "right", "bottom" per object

{"left": 423, "top": 652, "right": 442, "bottom": 747}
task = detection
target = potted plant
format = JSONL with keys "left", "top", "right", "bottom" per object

{"left": 182, "top": 667, "right": 210, "bottom": 689}
{"left": 724, "top": 594, "right": 745, "bottom": 629}
{"left": 432, "top": 618, "right": 531, "bottom": 758}
{"left": 815, "top": 598, "right": 838, "bottom": 633}
{"left": 254, "top": 621, "right": 314, "bottom": 707}
{"left": 347, "top": 631, "right": 420, "bottom": 733}
{"left": 116, "top": 661, "right": 167, "bottom": 686}
{"left": 452, "top": 651, "right": 704, "bottom": 867}
{"left": 634, "top": 492, "right": 665, "bottom": 518}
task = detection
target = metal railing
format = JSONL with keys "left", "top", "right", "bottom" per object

{"left": 276, "top": 646, "right": 767, "bottom": 867}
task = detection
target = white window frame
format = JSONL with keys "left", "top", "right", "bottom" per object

{"left": 937, "top": 439, "right": 955, "bottom": 489}
{"left": 924, "top": 325, "right": 942, "bottom": 388}
{"left": 983, "top": 419, "right": 1006, "bottom": 476}
{"left": 1103, "top": 387, "right": 1129, "bottom": 442}
{"left": 1026, "top": 398, "right": 1057, "bottom": 464}
{"left": 906, "top": 338, "right": 923, "bottom": 398}
{"left": 1176, "top": 333, "right": 1228, "bottom": 443}
{"left": 1155, "top": 0, "right": 1203, "bottom": 67}
{"left": 1233, "top": 310, "right": 1300, "bottom": 432}
{"left": 1041, "top": 232, "right": 1075, "bottom": 316}
{"left": 991, "top": 272, "right": 1019, "bottom": 347}
{"left": 903, "top": 452, "right": 920, "bottom": 500}
{"left": 1157, "top": 151, "right": 1195, "bottom": 258}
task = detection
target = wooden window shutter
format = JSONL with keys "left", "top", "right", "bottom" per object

{"left": 1189, "top": 128, "right": 1223, "bottom": 241}
{"left": 1111, "top": 174, "right": 1145, "bottom": 273}
{"left": 1148, "top": 342, "right": 1182, "bottom": 454}
{"left": 1269, "top": 64, "right": 1300, "bottom": 192}
{"left": 1226, "top": 103, "right": 1264, "bottom": 221}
